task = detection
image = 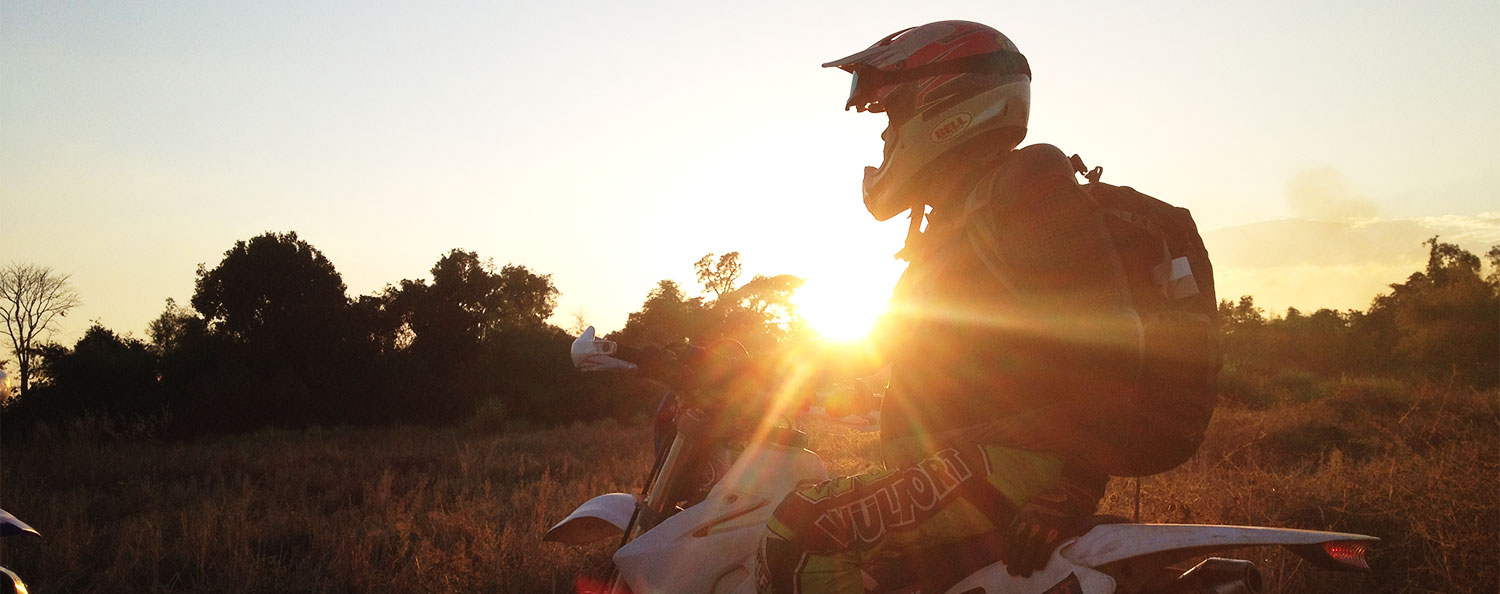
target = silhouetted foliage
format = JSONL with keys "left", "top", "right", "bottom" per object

{"left": 147, "top": 298, "right": 207, "bottom": 356}
{"left": 2, "top": 325, "right": 165, "bottom": 441}
{"left": 714, "top": 273, "right": 807, "bottom": 353}
{"left": 192, "top": 232, "right": 354, "bottom": 353}
{"left": 392, "top": 250, "right": 560, "bottom": 358}
{"left": 694, "top": 252, "right": 743, "bottom": 300}
{"left": 396, "top": 250, "right": 499, "bottom": 362}
{"left": 1219, "top": 295, "right": 1266, "bottom": 334}
{"left": 40, "top": 326, "right": 162, "bottom": 413}
{"left": 496, "top": 263, "right": 560, "bottom": 328}
{"left": 610, "top": 280, "right": 712, "bottom": 346}
{"left": 1220, "top": 238, "right": 1498, "bottom": 389}
{"left": 178, "top": 231, "right": 381, "bottom": 430}
{"left": 368, "top": 250, "right": 567, "bottom": 424}
{"left": 611, "top": 254, "right": 806, "bottom": 356}
{"left": 1486, "top": 246, "right": 1500, "bottom": 288}
{"left": 1385, "top": 237, "right": 1498, "bottom": 385}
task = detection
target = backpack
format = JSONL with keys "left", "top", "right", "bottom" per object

{"left": 961, "top": 145, "right": 1221, "bottom": 477}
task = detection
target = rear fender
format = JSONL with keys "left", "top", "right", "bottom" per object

{"left": 543, "top": 492, "right": 637, "bottom": 545}
{"left": 1062, "top": 524, "right": 1378, "bottom": 589}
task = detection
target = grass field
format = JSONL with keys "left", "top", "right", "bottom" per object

{"left": 1, "top": 368, "right": 1496, "bottom": 593}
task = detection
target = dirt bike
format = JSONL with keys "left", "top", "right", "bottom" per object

{"left": 546, "top": 328, "right": 1376, "bottom": 594}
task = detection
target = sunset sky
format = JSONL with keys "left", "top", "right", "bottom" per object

{"left": 3, "top": 0, "right": 1497, "bottom": 350}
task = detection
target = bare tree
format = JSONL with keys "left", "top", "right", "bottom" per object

{"left": 0, "top": 263, "right": 82, "bottom": 397}
{"left": 694, "top": 252, "right": 743, "bottom": 301}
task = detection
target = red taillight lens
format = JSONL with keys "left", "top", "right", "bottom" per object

{"left": 1323, "top": 541, "right": 1370, "bottom": 570}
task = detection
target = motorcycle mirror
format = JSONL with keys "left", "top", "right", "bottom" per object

{"left": 570, "top": 326, "right": 637, "bottom": 372}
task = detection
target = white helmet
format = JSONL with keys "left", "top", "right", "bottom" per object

{"left": 823, "top": 21, "right": 1032, "bottom": 221}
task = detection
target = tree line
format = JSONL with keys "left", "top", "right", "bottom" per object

{"left": 0, "top": 234, "right": 809, "bottom": 441}
{"left": 1219, "top": 238, "right": 1498, "bottom": 388}
{"left": 1, "top": 233, "right": 1495, "bottom": 442}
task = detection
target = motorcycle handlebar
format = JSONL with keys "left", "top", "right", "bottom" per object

{"left": 570, "top": 327, "right": 877, "bottom": 422}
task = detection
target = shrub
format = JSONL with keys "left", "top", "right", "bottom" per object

{"left": 1271, "top": 369, "right": 1326, "bottom": 403}
{"left": 1326, "top": 376, "right": 1412, "bottom": 417}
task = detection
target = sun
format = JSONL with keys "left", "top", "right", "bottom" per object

{"left": 792, "top": 277, "right": 888, "bottom": 343}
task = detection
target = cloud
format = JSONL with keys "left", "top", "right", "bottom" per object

{"left": 1202, "top": 214, "right": 1500, "bottom": 313}
{"left": 1285, "top": 167, "right": 1379, "bottom": 220}
{"left": 1204, "top": 215, "right": 1500, "bottom": 269}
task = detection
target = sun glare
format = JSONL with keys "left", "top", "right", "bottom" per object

{"left": 793, "top": 277, "right": 887, "bottom": 343}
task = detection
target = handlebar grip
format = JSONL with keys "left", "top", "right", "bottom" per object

{"left": 570, "top": 327, "right": 637, "bottom": 372}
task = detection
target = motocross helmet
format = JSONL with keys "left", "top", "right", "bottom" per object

{"left": 823, "top": 21, "right": 1032, "bottom": 221}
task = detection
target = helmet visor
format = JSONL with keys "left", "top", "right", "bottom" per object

{"left": 833, "top": 51, "right": 1031, "bottom": 112}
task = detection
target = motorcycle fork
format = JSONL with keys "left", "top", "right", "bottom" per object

{"left": 604, "top": 432, "right": 692, "bottom": 594}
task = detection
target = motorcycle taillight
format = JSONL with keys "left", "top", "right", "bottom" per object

{"left": 1289, "top": 539, "right": 1376, "bottom": 573}
{"left": 1322, "top": 541, "right": 1370, "bottom": 571}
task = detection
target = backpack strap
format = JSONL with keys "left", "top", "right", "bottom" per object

{"left": 960, "top": 169, "right": 1021, "bottom": 295}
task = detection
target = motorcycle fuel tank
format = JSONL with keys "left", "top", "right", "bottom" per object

{"left": 614, "top": 441, "right": 828, "bottom": 594}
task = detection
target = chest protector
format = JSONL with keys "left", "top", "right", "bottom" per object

{"left": 952, "top": 144, "right": 1220, "bottom": 477}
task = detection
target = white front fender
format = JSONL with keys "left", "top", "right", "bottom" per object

{"left": 543, "top": 492, "right": 637, "bottom": 545}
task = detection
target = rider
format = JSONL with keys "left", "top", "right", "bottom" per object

{"left": 755, "top": 21, "right": 1143, "bottom": 594}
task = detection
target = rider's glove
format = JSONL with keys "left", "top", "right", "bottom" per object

{"left": 1003, "top": 479, "right": 1101, "bottom": 577}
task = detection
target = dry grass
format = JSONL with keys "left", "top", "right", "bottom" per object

{"left": 1104, "top": 373, "right": 1500, "bottom": 594}
{"left": 2, "top": 372, "right": 1496, "bottom": 593}
{"left": 1, "top": 419, "right": 653, "bottom": 593}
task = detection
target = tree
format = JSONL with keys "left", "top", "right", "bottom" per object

{"left": 0, "top": 263, "right": 82, "bottom": 396}
{"left": 30, "top": 324, "right": 162, "bottom": 417}
{"left": 396, "top": 250, "right": 561, "bottom": 349}
{"left": 1218, "top": 295, "right": 1266, "bottom": 333}
{"left": 192, "top": 231, "right": 353, "bottom": 354}
{"left": 715, "top": 274, "right": 807, "bottom": 351}
{"left": 351, "top": 289, "right": 412, "bottom": 355}
{"left": 189, "top": 232, "right": 370, "bottom": 428}
{"left": 401, "top": 249, "right": 503, "bottom": 354}
{"left": 610, "top": 280, "right": 711, "bottom": 346}
{"left": 147, "top": 298, "right": 207, "bottom": 356}
{"left": 397, "top": 251, "right": 513, "bottom": 353}
{"left": 694, "top": 252, "right": 743, "bottom": 300}
{"left": 495, "top": 264, "right": 559, "bottom": 328}
{"left": 1386, "top": 237, "right": 1498, "bottom": 385}
{"left": 375, "top": 250, "right": 564, "bottom": 423}
{"left": 1484, "top": 245, "right": 1499, "bottom": 289}
{"left": 614, "top": 253, "right": 808, "bottom": 352}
